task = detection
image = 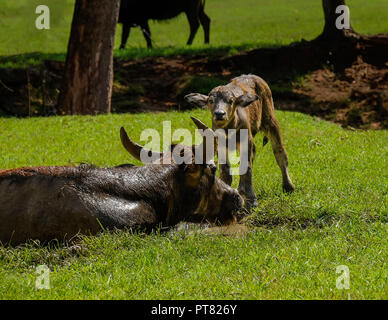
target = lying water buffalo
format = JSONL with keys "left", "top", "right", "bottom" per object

{"left": 0, "top": 118, "right": 242, "bottom": 245}
{"left": 185, "top": 74, "right": 295, "bottom": 208}
{"left": 119, "top": 0, "right": 211, "bottom": 49}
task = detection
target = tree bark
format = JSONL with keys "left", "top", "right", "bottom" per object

{"left": 58, "top": 0, "right": 120, "bottom": 115}
{"left": 319, "top": 0, "right": 357, "bottom": 40}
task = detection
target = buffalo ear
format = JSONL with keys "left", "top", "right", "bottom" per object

{"left": 184, "top": 93, "right": 209, "bottom": 108}
{"left": 235, "top": 93, "right": 259, "bottom": 108}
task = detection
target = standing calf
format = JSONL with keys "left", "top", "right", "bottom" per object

{"left": 119, "top": 0, "right": 211, "bottom": 49}
{"left": 185, "top": 74, "right": 295, "bottom": 208}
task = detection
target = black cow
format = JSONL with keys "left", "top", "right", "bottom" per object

{"left": 118, "top": 0, "right": 211, "bottom": 49}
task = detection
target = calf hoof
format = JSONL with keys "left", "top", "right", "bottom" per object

{"left": 244, "top": 197, "right": 258, "bottom": 210}
{"left": 283, "top": 182, "right": 295, "bottom": 194}
{"left": 220, "top": 175, "right": 233, "bottom": 186}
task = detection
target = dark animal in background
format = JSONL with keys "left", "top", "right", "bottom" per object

{"left": 118, "top": 0, "right": 211, "bottom": 49}
{"left": 185, "top": 74, "right": 295, "bottom": 208}
{"left": 0, "top": 118, "right": 242, "bottom": 245}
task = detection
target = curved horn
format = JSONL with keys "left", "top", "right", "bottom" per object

{"left": 120, "top": 127, "right": 163, "bottom": 162}
{"left": 191, "top": 116, "right": 210, "bottom": 131}
{"left": 190, "top": 117, "right": 217, "bottom": 163}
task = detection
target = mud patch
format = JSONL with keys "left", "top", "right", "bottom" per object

{"left": 171, "top": 222, "right": 250, "bottom": 237}
{"left": 198, "top": 224, "right": 250, "bottom": 236}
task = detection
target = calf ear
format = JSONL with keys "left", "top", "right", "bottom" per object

{"left": 235, "top": 93, "right": 259, "bottom": 108}
{"left": 184, "top": 93, "right": 209, "bottom": 108}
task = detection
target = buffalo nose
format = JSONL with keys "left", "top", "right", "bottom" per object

{"left": 214, "top": 110, "right": 226, "bottom": 120}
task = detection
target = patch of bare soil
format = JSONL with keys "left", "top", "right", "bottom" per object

{"left": 287, "top": 58, "right": 388, "bottom": 129}
{"left": 1, "top": 35, "right": 387, "bottom": 129}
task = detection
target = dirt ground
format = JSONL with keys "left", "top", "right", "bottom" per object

{"left": 1, "top": 37, "right": 387, "bottom": 129}
{"left": 112, "top": 52, "right": 388, "bottom": 129}
{"left": 292, "top": 58, "right": 388, "bottom": 129}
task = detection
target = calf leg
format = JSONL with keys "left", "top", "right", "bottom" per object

{"left": 238, "top": 139, "right": 258, "bottom": 208}
{"left": 199, "top": 11, "right": 211, "bottom": 44}
{"left": 220, "top": 162, "right": 233, "bottom": 186}
{"left": 120, "top": 23, "right": 131, "bottom": 49}
{"left": 218, "top": 139, "right": 233, "bottom": 185}
{"left": 267, "top": 121, "right": 295, "bottom": 193}
{"left": 140, "top": 21, "right": 152, "bottom": 49}
{"left": 185, "top": 12, "right": 200, "bottom": 45}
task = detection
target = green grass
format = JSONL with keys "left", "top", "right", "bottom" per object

{"left": 0, "top": 0, "right": 387, "bottom": 67}
{"left": 0, "top": 0, "right": 387, "bottom": 300}
{"left": 0, "top": 110, "right": 387, "bottom": 299}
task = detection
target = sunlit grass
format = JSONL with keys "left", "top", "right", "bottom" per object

{"left": 0, "top": 0, "right": 387, "bottom": 300}
{"left": 0, "top": 109, "right": 387, "bottom": 299}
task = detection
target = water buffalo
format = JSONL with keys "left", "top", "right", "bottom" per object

{"left": 0, "top": 118, "right": 242, "bottom": 245}
{"left": 185, "top": 74, "right": 295, "bottom": 208}
{"left": 118, "top": 0, "right": 211, "bottom": 49}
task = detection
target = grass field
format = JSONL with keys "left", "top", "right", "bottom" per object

{"left": 0, "top": 110, "right": 387, "bottom": 299}
{"left": 0, "top": 0, "right": 387, "bottom": 300}
{"left": 0, "top": 0, "right": 387, "bottom": 66}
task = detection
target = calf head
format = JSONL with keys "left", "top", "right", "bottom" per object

{"left": 120, "top": 117, "right": 244, "bottom": 225}
{"left": 185, "top": 88, "right": 258, "bottom": 128}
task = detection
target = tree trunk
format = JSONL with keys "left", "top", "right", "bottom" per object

{"left": 319, "top": 0, "right": 356, "bottom": 40}
{"left": 58, "top": 0, "right": 120, "bottom": 115}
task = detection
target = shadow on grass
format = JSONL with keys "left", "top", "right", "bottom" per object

{"left": 0, "top": 42, "right": 282, "bottom": 68}
{"left": 115, "top": 42, "right": 282, "bottom": 60}
{"left": 0, "top": 52, "right": 66, "bottom": 69}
